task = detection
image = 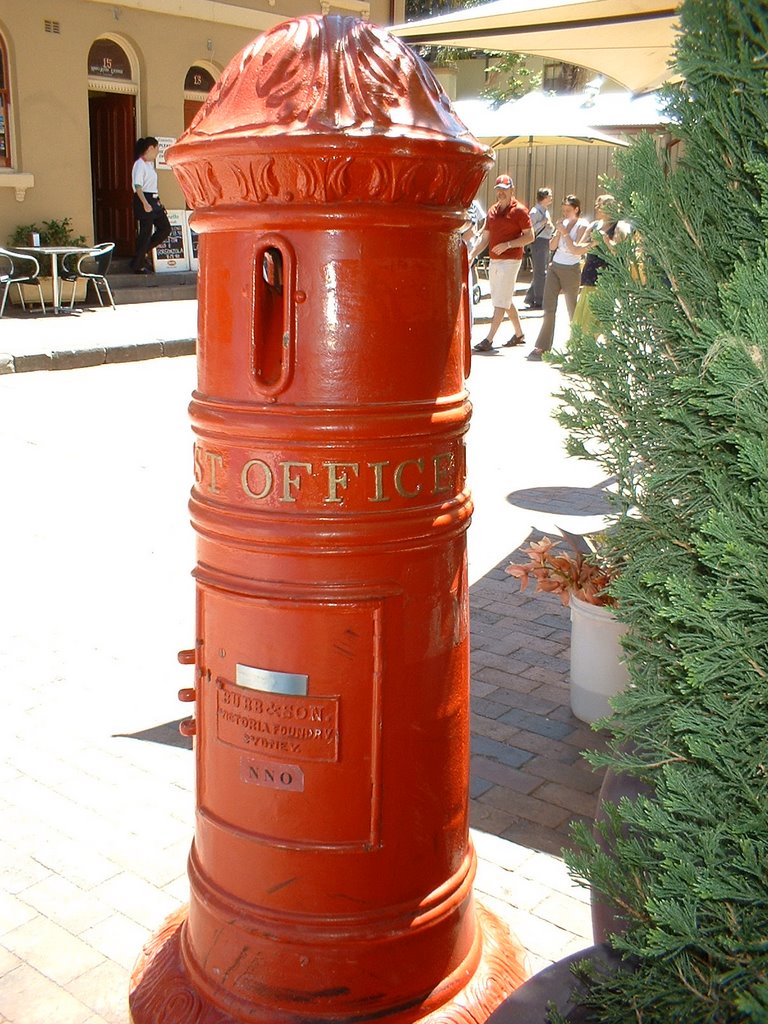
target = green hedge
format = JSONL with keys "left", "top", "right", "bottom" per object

{"left": 555, "top": 1, "right": 768, "bottom": 1020}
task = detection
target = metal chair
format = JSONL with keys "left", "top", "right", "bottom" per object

{"left": 60, "top": 242, "right": 116, "bottom": 309}
{"left": 0, "top": 247, "right": 46, "bottom": 317}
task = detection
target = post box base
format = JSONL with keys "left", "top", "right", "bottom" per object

{"left": 129, "top": 902, "right": 527, "bottom": 1024}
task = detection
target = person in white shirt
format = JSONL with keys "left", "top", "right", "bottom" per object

{"left": 131, "top": 136, "right": 171, "bottom": 274}
{"left": 527, "top": 195, "right": 590, "bottom": 361}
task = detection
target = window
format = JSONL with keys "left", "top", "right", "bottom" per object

{"left": 542, "top": 61, "right": 588, "bottom": 94}
{"left": 88, "top": 38, "right": 131, "bottom": 81}
{"left": 184, "top": 64, "right": 217, "bottom": 131}
{"left": 0, "top": 34, "right": 10, "bottom": 167}
{"left": 184, "top": 66, "right": 216, "bottom": 93}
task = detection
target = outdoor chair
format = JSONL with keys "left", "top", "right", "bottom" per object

{"left": 0, "top": 246, "right": 46, "bottom": 318}
{"left": 60, "top": 242, "right": 116, "bottom": 310}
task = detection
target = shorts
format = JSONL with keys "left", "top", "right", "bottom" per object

{"left": 489, "top": 259, "right": 523, "bottom": 309}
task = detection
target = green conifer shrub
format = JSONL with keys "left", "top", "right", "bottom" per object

{"left": 554, "top": 0, "right": 768, "bottom": 1019}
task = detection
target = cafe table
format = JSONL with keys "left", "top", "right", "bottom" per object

{"left": 15, "top": 245, "right": 91, "bottom": 314}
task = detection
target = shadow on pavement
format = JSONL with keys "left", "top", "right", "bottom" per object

{"left": 116, "top": 719, "right": 193, "bottom": 750}
{"left": 506, "top": 478, "right": 617, "bottom": 518}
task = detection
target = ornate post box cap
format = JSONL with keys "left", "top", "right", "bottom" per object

{"left": 167, "top": 15, "right": 493, "bottom": 211}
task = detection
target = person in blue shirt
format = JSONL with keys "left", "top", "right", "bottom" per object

{"left": 523, "top": 187, "right": 554, "bottom": 310}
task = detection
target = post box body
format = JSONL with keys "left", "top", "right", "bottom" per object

{"left": 130, "top": 16, "right": 526, "bottom": 1024}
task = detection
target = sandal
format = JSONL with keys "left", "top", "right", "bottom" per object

{"left": 473, "top": 338, "right": 494, "bottom": 352}
{"left": 502, "top": 335, "right": 525, "bottom": 347}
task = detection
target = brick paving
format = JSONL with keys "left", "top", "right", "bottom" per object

{"left": 470, "top": 553, "right": 608, "bottom": 860}
{"left": 0, "top": 292, "right": 613, "bottom": 1021}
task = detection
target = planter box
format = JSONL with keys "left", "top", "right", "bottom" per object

{"left": 9, "top": 277, "right": 87, "bottom": 307}
{"left": 432, "top": 64, "right": 458, "bottom": 99}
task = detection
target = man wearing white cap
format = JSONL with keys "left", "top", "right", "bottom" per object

{"left": 473, "top": 174, "right": 534, "bottom": 353}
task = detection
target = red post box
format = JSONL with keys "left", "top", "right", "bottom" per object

{"left": 129, "top": 15, "right": 527, "bottom": 1024}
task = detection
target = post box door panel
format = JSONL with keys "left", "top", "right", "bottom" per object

{"left": 199, "top": 590, "right": 382, "bottom": 849}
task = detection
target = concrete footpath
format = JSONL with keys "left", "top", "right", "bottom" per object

{"left": 0, "top": 301, "right": 197, "bottom": 374}
{"left": 0, "top": 290, "right": 613, "bottom": 1023}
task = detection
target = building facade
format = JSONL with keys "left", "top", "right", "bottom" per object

{"left": 0, "top": 0, "right": 394, "bottom": 254}
{"left": 0, "top": 2, "right": 665, "bottom": 256}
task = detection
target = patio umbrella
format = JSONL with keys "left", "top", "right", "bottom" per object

{"left": 393, "top": 0, "right": 681, "bottom": 94}
{"left": 453, "top": 95, "right": 630, "bottom": 149}
{"left": 453, "top": 94, "right": 628, "bottom": 193}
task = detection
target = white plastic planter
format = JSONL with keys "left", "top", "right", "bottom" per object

{"left": 569, "top": 595, "right": 629, "bottom": 724}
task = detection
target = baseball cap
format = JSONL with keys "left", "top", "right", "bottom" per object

{"left": 494, "top": 174, "right": 514, "bottom": 189}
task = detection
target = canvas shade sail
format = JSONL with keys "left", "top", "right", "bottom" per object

{"left": 393, "top": 0, "right": 681, "bottom": 94}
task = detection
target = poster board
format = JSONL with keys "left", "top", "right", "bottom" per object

{"left": 185, "top": 211, "right": 200, "bottom": 272}
{"left": 155, "top": 137, "right": 176, "bottom": 170}
{"left": 152, "top": 209, "right": 190, "bottom": 273}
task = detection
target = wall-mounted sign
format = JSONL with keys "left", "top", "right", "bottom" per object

{"left": 185, "top": 211, "right": 200, "bottom": 271}
{"left": 152, "top": 209, "right": 190, "bottom": 273}
{"left": 155, "top": 137, "right": 176, "bottom": 170}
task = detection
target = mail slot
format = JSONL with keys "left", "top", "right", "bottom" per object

{"left": 129, "top": 14, "right": 527, "bottom": 1024}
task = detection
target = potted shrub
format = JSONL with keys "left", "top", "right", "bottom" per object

{"left": 419, "top": 45, "right": 464, "bottom": 98}
{"left": 9, "top": 217, "right": 88, "bottom": 304}
{"left": 546, "top": 0, "right": 768, "bottom": 1018}
{"left": 484, "top": 943, "right": 632, "bottom": 1024}
{"left": 506, "top": 531, "right": 629, "bottom": 723}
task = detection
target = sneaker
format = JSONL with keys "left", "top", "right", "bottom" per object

{"left": 526, "top": 349, "right": 543, "bottom": 361}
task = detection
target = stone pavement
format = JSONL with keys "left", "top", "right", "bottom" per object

{"left": 0, "top": 285, "right": 613, "bottom": 1023}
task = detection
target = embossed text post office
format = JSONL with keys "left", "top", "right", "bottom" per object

{"left": 129, "top": 15, "right": 527, "bottom": 1024}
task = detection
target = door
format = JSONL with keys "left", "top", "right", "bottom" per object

{"left": 89, "top": 92, "right": 135, "bottom": 257}
{"left": 184, "top": 98, "right": 204, "bottom": 130}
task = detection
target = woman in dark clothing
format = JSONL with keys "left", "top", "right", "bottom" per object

{"left": 570, "top": 194, "right": 627, "bottom": 340}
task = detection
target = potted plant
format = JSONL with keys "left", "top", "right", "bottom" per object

{"left": 506, "top": 531, "right": 629, "bottom": 723}
{"left": 418, "top": 44, "right": 464, "bottom": 98}
{"left": 9, "top": 217, "right": 88, "bottom": 304}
